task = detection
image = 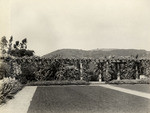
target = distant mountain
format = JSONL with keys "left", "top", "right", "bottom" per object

{"left": 42, "top": 49, "right": 150, "bottom": 59}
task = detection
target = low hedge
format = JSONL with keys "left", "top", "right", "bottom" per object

{"left": 108, "top": 78, "right": 150, "bottom": 84}
{"left": 27, "top": 80, "right": 90, "bottom": 86}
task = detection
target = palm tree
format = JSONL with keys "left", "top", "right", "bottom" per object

{"left": 1, "top": 36, "right": 8, "bottom": 55}
{"left": 22, "top": 38, "right": 27, "bottom": 49}
{"left": 13, "top": 41, "right": 19, "bottom": 49}
{"left": 8, "top": 36, "right": 13, "bottom": 54}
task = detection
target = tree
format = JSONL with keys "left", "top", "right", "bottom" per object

{"left": 20, "top": 38, "right": 27, "bottom": 49}
{"left": 14, "top": 41, "right": 20, "bottom": 50}
{"left": 1, "top": 36, "right": 34, "bottom": 57}
{"left": 0, "top": 36, "right": 8, "bottom": 55}
{"left": 7, "top": 36, "right": 13, "bottom": 54}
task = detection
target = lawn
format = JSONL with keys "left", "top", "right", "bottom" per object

{"left": 112, "top": 84, "right": 150, "bottom": 93}
{"left": 27, "top": 86, "right": 150, "bottom": 113}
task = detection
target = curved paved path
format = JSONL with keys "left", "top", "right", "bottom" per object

{"left": 99, "top": 84, "right": 150, "bottom": 99}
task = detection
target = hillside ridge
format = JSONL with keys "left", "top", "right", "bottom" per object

{"left": 42, "top": 49, "right": 150, "bottom": 59}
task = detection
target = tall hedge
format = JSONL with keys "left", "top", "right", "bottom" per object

{"left": 2, "top": 56, "right": 150, "bottom": 83}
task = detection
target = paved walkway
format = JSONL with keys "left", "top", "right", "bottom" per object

{"left": 0, "top": 86, "right": 37, "bottom": 113}
{"left": 99, "top": 84, "right": 150, "bottom": 99}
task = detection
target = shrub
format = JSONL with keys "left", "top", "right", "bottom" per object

{"left": 108, "top": 78, "right": 150, "bottom": 84}
{"left": 27, "top": 80, "right": 90, "bottom": 86}
{"left": 0, "top": 78, "right": 23, "bottom": 105}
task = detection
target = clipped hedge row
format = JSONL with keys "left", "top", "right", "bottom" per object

{"left": 27, "top": 80, "right": 90, "bottom": 86}
{"left": 108, "top": 78, "right": 150, "bottom": 84}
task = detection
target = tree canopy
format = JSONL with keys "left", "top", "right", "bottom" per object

{"left": 1, "top": 36, "right": 34, "bottom": 57}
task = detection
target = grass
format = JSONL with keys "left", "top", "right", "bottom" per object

{"left": 108, "top": 78, "right": 150, "bottom": 84}
{"left": 26, "top": 80, "right": 90, "bottom": 86}
{"left": 27, "top": 86, "right": 150, "bottom": 113}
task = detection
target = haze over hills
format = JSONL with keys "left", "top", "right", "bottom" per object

{"left": 42, "top": 49, "right": 150, "bottom": 59}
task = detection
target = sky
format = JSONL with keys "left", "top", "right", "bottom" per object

{"left": 0, "top": 0, "right": 150, "bottom": 56}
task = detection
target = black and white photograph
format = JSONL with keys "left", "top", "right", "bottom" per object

{"left": 0, "top": 0, "right": 150, "bottom": 113}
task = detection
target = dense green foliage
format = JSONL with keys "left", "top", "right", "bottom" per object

{"left": 2, "top": 56, "right": 150, "bottom": 83}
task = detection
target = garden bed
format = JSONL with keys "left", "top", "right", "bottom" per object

{"left": 0, "top": 79, "right": 24, "bottom": 105}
